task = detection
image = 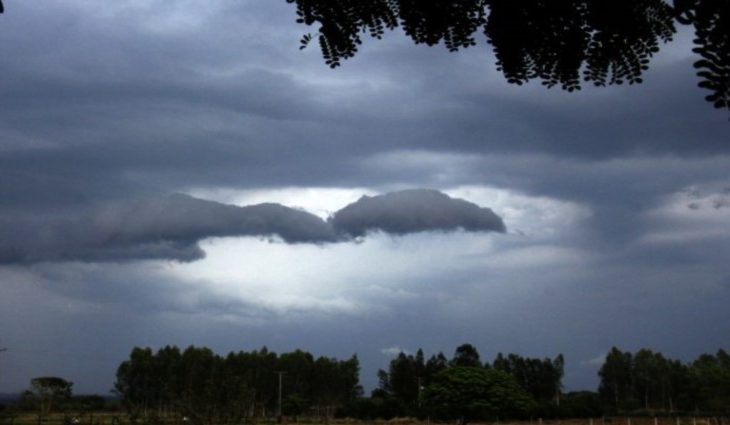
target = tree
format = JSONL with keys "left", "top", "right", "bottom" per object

{"left": 423, "top": 367, "right": 534, "bottom": 424}
{"left": 598, "top": 347, "right": 635, "bottom": 412}
{"left": 425, "top": 352, "right": 448, "bottom": 380}
{"left": 376, "top": 349, "right": 425, "bottom": 411}
{"left": 115, "top": 345, "right": 363, "bottom": 423}
{"left": 288, "top": 0, "right": 730, "bottom": 116}
{"left": 492, "top": 352, "right": 564, "bottom": 406}
{"left": 689, "top": 349, "right": 730, "bottom": 412}
{"left": 595, "top": 347, "right": 730, "bottom": 414}
{"left": 451, "top": 344, "right": 481, "bottom": 368}
{"left": 632, "top": 348, "right": 662, "bottom": 409}
{"left": 114, "top": 347, "right": 158, "bottom": 420}
{"left": 29, "top": 377, "right": 73, "bottom": 417}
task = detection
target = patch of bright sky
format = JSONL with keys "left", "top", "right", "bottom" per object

{"left": 173, "top": 183, "right": 591, "bottom": 318}
{"left": 639, "top": 181, "right": 730, "bottom": 244}
{"left": 187, "top": 186, "right": 377, "bottom": 219}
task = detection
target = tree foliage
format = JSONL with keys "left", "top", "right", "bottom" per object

{"left": 598, "top": 347, "right": 730, "bottom": 414}
{"left": 28, "top": 377, "right": 73, "bottom": 417}
{"left": 451, "top": 344, "right": 482, "bottom": 368}
{"left": 492, "top": 352, "right": 565, "bottom": 411}
{"left": 423, "top": 367, "right": 534, "bottom": 423}
{"left": 114, "top": 346, "right": 361, "bottom": 424}
{"left": 375, "top": 345, "right": 565, "bottom": 420}
{"left": 375, "top": 348, "right": 449, "bottom": 412}
{"left": 288, "top": 0, "right": 730, "bottom": 115}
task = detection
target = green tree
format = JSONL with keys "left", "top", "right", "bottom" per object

{"left": 423, "top": 367, "right": 535, "bottom": 424}
{"left": 632, "top": 348, "right": 665, "bottom": 409}
{"left": 492, "top": 353, "right": 564, "bottom": 406}
{"left": 29, "top": 377, "right": 73, "bottom": 417}
{"left": 425, "top": 352, "right": 448, "bottom": 381}
{"left": 689, "top": 349, "right": 730, "bottom": 412}
{"left": 451, "top": 344, "right": 481, "bottom": 368}
{"left": 598, "top": 347, "right": 635, "bottom": 412}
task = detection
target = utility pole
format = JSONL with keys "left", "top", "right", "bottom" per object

{"left": 276, "top": 371, "right": 285, "bottom": 423}
{"left": 0, "top": 346, "right": 7, "bottom": 388}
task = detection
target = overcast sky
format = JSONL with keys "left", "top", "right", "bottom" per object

{"left": 1, "top": 0, "right": 729, "bottom": 395}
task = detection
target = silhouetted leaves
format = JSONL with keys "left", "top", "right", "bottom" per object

{"left": 287, "top": 0, "right": 400, "bottom": 68}
{"left": 289, "top": 0, "right": 729, "bottom": 116}
{"left": 685, "top": 0, "right": 730, "bottom": 110}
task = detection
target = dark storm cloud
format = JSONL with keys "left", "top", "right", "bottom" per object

{"left": 330, "top": 189, "right": 505, "bottom": 237}
{"left": 0, "top": 2, "right": 727, "bottom": 232}
{"left": 2, "top": 1, "right": 728, "bottom": 204}
{"left": 0, "top": 190, "right": 505, "bottom": 264}
{"left": 0, "top": 194, "right": 338, "bottom": 264}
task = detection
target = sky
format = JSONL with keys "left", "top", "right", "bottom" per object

{"left": 1, "top": 0, "right": 729, "bottom": 395}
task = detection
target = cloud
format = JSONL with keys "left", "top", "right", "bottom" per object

{"left": 580, "top": 353, "right": 606, "bottom": 367}
{"left": 0, "top": 190, "right": 505, "bottom": 265}
{"left": 330, "top": 189, "right": 506, "bottom": 238}
{"left": 381, "top": 346, "right": 410, "bottom": 357}
{"left": 0, "top": 194, "right": 338, "bottom": 264}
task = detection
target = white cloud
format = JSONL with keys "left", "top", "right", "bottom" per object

{"left": 187, "top": 186, "right": 377, "bottom": 220}
{"left": 444, "top": 185, "right": 591, "bottom": 238}
{"left": 580, "top": 353, "right": 606, "bottom": 367}
{"left": 381, "top": 346, "right": 410, "bottom": 357}
{"left": 639, "top": 182, "right": 730, "bottom": 244}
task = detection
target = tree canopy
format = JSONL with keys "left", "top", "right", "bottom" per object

{"left": 598, "top": 347, "right": 730, "bottom": 414}
{"left": 28, "top": 376, "right": 73, "bottom": 416}
{"left": 423, "top": 367, "right": 535, "bottom": 423}
{"left": 288, "top": 0, "right": 730, "bottom": 115}
{"left": 114, "top": 346, "right": 362, "bottom": 425}
{"left": 4, "top": 344, "right": 730, "bottom": 421}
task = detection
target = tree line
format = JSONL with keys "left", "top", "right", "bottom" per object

{"left": 3, "top": 345, "right": 730, "bottom": 423}
{"left": 599, "top": 347, "right": 730, "bottom": 414}
{"left": 358, "top": 344, "right": 569, "bottom": 421}
{"left": 113, "top": 346, "right": 361, "bottom": 424}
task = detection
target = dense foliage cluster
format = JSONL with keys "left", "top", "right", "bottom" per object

{"left": 288, "top": 0, "right": 730, "bottom": 114}
{"left": 114, "top": 346, "right": 361, "bottom": 425}
{"left": 423, "top": 367, "right": 535, "bottom": 422}
{"left": 369, "top": 344, "right": 565, "bottom": 421}
{"left": 18, "top": 377, "right": 74, "bottom": 417}
{"left": 598, "top": 347, "right": 730, "bottom": 414}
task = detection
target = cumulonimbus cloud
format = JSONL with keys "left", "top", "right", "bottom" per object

{"left": 0, "top": 189, "right": 505, "bottom": 265}
{"left": 329, "top": 189, "right": 506, "bottom": 237}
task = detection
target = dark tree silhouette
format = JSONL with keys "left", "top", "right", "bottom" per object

{"left": 450, "top": 343, "right": 481, "bottom": 368}
{"left": 288, "top": 0, "right": 730, "bottom": 114}
{"left": 676, "top": 0, "right": 730, "bottom": 110}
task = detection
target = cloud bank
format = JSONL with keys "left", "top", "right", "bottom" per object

{"left": 330, "top": 189, "right": 506, "bottom": 237}
{"left": 0, "top": 190, "right": 505, "bottom": 265}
